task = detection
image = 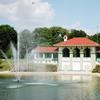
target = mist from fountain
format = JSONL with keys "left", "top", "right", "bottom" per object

{"left": 0, "top": 49, "right": 12, "bottom": 69}
{"left": 0, "top": 32, "right": 37, "bottom": 83}
{"left": 0, "top": 33, "right": 23, "bottom": 82}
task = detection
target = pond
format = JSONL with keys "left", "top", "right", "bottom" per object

{"left": 0, "top": 74, "right": 100, "bottom": 100}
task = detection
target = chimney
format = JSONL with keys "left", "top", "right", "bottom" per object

{"left": 63, "top": 35, "right": 68, "bottom": 41}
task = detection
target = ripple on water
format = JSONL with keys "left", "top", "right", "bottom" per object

{"left": 7, "top": 84, "right": 26, "bottom": 89}
{"left": 24, "top": 82, "right": 58, "bottom": 86}
{"left": 7, "top": 82, "right": 58, "bottom": 89}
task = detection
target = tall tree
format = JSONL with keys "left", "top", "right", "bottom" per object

{"left": 90, "top": 33, "right": 100, "bottom": 44}
{"left": 33, "top": 27, "right": 49, "bottom": 46}
{"left": 49, "top": 27, "right": 69, "bottom": 45}
{"left": 32, "top": 26, "right": 69, "bottom": 46}
{"left": 0, "top": 25, "right": 17, "bottom": 58}
{"left": 69, "top": 29, "right": 87, "bottom": 39}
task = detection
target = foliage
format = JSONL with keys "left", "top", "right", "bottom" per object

{"left": 5, "top": 48, "right": 12, "bottom": 58}
{"left": 0, "top": 24, "right": 99, "bottom": 59}
{"left": 0, "top": 74, "right": 14, "bottom": 78}
{"left": 0, "top": 59, "right": 11, "bottom": 71}
{"left": 92, "top": 65, "right": 100, "bottom": 73}
{"left": 69, "top": 29, "right": 87, "bottom": 39}
{"left": 90, "top": 33, "right": 100, "bottom": 44}
{"left": 32, "top": 26, "right": 69, "bottom": 46}
{"left": 45, "top": 64, "right": 57, "bottom": 72}
{"left": 0, "top": 24, "right": 17, "bottom": 58}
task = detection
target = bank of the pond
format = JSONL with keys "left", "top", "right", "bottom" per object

{"left": 0, "top": 71, "right": 100, "bottom": 78}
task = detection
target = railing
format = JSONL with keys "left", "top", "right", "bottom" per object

{"left": 34, "top": 58, "right": 58, "bottom": 64}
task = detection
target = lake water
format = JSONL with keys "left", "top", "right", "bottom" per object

{"left": 0, "top": 74, "right": 100, "bottom": 100}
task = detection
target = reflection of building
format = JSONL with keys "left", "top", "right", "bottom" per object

{"left": 32, "top": 36, "right": 100, "bottom": 72}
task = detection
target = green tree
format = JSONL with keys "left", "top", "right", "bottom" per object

{"left": 49, "top": 27, "right": 69, "bottom": 45}
{"left": 0, "top": 25, "right": 17, "bottom": 58}
{"left": 90, "top": 33, "right": 100, "bottom": 44}
{"left": 69, "top": 29, "right": 87, "bottom": 39}
{"left": 33, "top": 27, "right": 49, "bottom": 46}
{"left": 32, "top": 26, "right": 69, "bottom": 46}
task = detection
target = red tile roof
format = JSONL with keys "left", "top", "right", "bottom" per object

{"left": 34, "top": 47, "right": 58, "bottom": 53}
{"left": 54, "top": 38, "right": 100, "bottom": 47}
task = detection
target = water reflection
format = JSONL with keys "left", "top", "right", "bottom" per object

{"left": 0, "top": 75, "right": 100, "bottom": 100}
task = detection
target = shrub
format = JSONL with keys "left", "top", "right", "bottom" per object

{"left": 0, "top": 60, "right": 11, "bottom": 71}
{"left": 92, "top": 65, "right": 100, "bottom": 73}
{"left": 45, "top": 64, "right": 57, "bottom": 72}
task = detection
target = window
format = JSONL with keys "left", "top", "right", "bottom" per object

{"left": 84, "top": 48, "right": 91, "bottom": 57}
{"left": 39, "top": 53, "right": 43, "bottom": 58}
{"left": 53, "top": 53, "right": 58, "bottom": 58}
{"left": 63, "top": 48, "right": 70, "bottom": 57}
{"left": 73, "top": 48, "right": 80, "bottom": 57}
{"left": 45, "top": 53, "right": 51, "bottom": 58}
{"left": 35, "top": 53, "right": 38, "bottom": 58}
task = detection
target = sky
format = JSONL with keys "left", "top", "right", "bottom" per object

{"left": 0, "top": 0, "right": 100, "bottom": 34}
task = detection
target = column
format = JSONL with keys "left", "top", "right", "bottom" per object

{"left": 51, "top": 53, "right": 53, "bottom": 63}
{"left": 58, "top": 47, "right": 62, "bottom": 71}
{"left": 70, "top": 48, "right": 73, "bottom": 71}
{"left": 80, "top": 48, "right": 83, "bottom": 71}
{"left": 91, "top": 47, "right": 96, "bottom": 70}
{"left": 43, "top": 53, "right": 45, "bottom": 63}
{"left": 51, "top": 53, "right": 53, "bottom": 59}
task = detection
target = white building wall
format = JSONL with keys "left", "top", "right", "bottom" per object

{"left": 32, "top": 46, "right": 96, "bottom": 72}
{"left": 58, "top": 46, "right": 96, "bottom": 72}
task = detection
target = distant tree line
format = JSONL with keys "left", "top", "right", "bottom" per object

{"left": 0, "top": 24, "right": 100, "bottom": 58}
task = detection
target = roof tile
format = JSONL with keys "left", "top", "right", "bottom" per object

{"left": 54, "top": 38, "right": 100, "bottom": 47}
{"left": 34, "top": 47, "right": 58, "bottom": 53}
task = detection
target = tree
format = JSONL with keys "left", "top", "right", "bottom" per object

{"left": 90, "top": 33, "right": 100, "bottom": 44}
{"left": 32, "top": 26, "right": 69, "bottom": 46}
{"left": 69, "top": 29, "right": 87, "bottom": 39}
{"left": 49, "top": 27, "right": 69, "bottom": 45}
{"left": 32, "top": 27, "right": 50, "bottom": 46}
{"left": 0, "top": 25, "right": 17, "bottom": 58}
{"left": 20, "top": 29, "right": 34, "bottom": 58}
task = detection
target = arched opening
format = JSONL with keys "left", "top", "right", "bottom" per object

{"left": 73, "top": 48, "right": 80, "bottom": 57}
{"left": 62, "top": 48, "right": 70, "bottom": 57}
{"left": 84, "top": 48, "right": 91, "bottom": 57}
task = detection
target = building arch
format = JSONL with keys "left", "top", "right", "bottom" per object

{"left": 73, "top": 48, "right": 80, "bottom": 57}
{"left": 62, "top": 48, "right": 70, "bottom": 57}
{"left": 84, "top": 48, "right": 91, "bottom": 57}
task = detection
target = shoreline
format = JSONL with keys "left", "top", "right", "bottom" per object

{"left": 0, "top": 71, "right": 100, "bottom": 77}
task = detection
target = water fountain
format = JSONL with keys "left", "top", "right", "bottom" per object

{"left": 0, "top": 33, "right": 100, "bottom": 100}
{"left": 0, "top": 33, "right": 26, "bottom": 82}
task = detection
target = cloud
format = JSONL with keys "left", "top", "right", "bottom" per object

{"left": 66, "top": 21, "right": 95, "bottom": 34}
{"left": 68, "top": 21, "right": 81, "bottom": 29}
{"left": 0, "top": 0, "right": 54, "bottom": 30}
{"left": 0, "top": 0, "right": 16, "bottom": 4}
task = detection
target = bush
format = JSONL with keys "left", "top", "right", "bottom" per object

{"left": 92, "top": 65, "right": 100, "bottom": 73}
{"left": 45, "top": 64, "right": 57, "bottom": 72}
{"left": 0, "top": 60, "right": 11, "bottom": 71}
